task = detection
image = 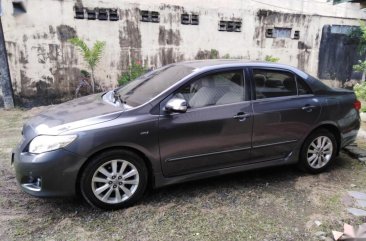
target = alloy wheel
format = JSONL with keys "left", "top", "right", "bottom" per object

{"left": 91, "top": 159, "right": 139, "bottom": 204}
{"left": 306, "top": 136, "right": 333, "bottom": 169}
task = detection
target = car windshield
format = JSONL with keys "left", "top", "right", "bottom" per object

{"left": 116, "top": 64, "right": 194, "bottom": 107}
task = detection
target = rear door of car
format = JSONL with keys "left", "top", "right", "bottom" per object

{"left": 249, "top": 67, "right": 322, "bottom": 162}
{"left": 158, "top": 68, "right": 253, "bottom": 177}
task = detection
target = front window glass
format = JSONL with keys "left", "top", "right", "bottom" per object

{"left": 117, "top": 65, "right": 194, "bottom": 107}
{"left": 173, "top": 70, "right": 245, "bottom": 109}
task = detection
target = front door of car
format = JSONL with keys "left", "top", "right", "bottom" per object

{"left": 158, "top": 69, "right": 253, "bottom": 177}
{"left": 250, "top": 68, "right": 322, "bottom": 161}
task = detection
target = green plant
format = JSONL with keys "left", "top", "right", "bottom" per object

{"left": 354, "top": 60, "right": 366, "bottom": 72}
{"left": 68, "top": 37, "right": 106, "bottom": 93}
{"left": 353, "top": 81, "right": 366, "bottom": 100}
{"left": 361, "top": 106, "right": 366, "bottom": 113}
{"left": 349, "top": 21, "right": 366, "bottom": 53}
{"left": 353, "top": 60, "right": 366, "bottom": 81}
{"left": 118, "top": 60, "right": 146, "bottom": 86}
{"left": 210, "top": 49, "right": 219, "bottom": 59}
{"left": 265, "top": 55, "right": 280, "bottom": 63}
{"left": 349, "top": 21, "right": 366, "bottom": 81}
{"left": 80, "top": 70, "right": 91, "bottom": 78}
{"left": 223, "top": 53, "right": 231, "bottom": 59}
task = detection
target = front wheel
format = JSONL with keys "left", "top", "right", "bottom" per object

{"left": 80, "top": 150, "right": 148, "bottom": 210}
{"left": 298, "top": 129, "right": 337, "bottom": 174}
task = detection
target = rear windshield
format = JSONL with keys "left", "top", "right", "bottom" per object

{"left": 117, "top": 64, "right": 194, "bottom": 107}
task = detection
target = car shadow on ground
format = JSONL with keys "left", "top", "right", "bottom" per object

{"left": 146, "top": 154, "right": 349, "bottom": 201}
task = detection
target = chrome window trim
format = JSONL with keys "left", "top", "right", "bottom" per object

{"left": 251, "top": 94, "right": 315, "bottom": 103}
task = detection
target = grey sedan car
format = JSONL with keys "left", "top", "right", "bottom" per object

{"left": 12, "top": 60, "right": 360, "bottom": 209}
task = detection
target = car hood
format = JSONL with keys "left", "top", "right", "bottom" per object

{"left": 22, "top": 93, "right": 123, "bottom": 138}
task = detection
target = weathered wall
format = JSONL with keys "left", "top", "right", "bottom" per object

{"left": 1, "top": 0, "right": 365, "bottom": 106}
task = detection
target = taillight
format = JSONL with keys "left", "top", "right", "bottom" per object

{"left": 354, "top": 100, "right": 361, "bottom": 111}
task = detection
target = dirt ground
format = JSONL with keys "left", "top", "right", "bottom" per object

{"left": 0, "top": 108, "right": 366, "bottom": 241}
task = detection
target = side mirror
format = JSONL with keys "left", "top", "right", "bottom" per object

{"left": 165, "top": 98, "right": 187, "bottom": 113}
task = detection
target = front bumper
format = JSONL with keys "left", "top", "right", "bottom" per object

{"left": 12, "top": 147, "right": 86, "bottom": 197}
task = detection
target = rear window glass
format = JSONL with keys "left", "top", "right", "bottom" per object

{"left": 253, "top": 69, "right": 297, "bottom": 99}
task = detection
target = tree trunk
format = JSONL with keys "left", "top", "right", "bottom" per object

{"left": 91, "top": 68, "right": 95, "bottom": 93}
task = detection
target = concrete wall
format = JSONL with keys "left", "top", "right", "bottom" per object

{"left": 1, "top": 0, "right": 365, "bottom": 106}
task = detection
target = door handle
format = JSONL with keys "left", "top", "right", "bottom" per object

{"left": 301, "top": 105, "right": 316, "bottom": 112}
{"left": 233, "top": 112, "right": 250, "bottom": 121}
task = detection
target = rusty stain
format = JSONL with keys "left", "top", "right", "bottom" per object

{"left": 48, "top": 44, "right": 61, "bottom": 62}
{"left": 195, "top": 49, "right": 220, "bottom": 60}
{"left": 272, "top": 39, "right": 286, "bottom": 48}
{"left": 20, "top": 70, "right": 33, "bottom": 96}
{"left": 118, "top": 10, "right": 142, "bottom": 73}
{"left": 159, "top": 47, "right": 183, "bottom": 65}
{"left": 119, "top": 17, "right": 141, "bottom": 48}
{"left": 298, "top": 41, "right": 312, "bottom": 50}
{"left": 257, "top": 9, "right": 307, "bottom": 22}
{"left": 34, "top": 45, "right": 48, "bottom": 64}
{"left": 5, "top": 41, "right": 17, "bottom": 65}
{"left": 76, "top": 0, "right": 83, "bottom": 7}
{"left": 158, "top": 26, "right": 181, "bottom": 46}
{"left": 159, "top": 4, "right": 184, "bottom": 11}
{"left": 297, "top": 50, "right": 310, "bottom": 71}
{"left": 19, "top": 51, "right": 28, "bottom": 64}
{"left": 56, "top": 25, "right": 77, "bottom": 42}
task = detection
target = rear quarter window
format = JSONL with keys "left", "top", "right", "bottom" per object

{"left": 296, "top": 76, "right": 312, "bottom": 95}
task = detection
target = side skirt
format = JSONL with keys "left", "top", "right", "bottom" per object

{"left": 153, "top": 152, "right": 296, "bottom": 188}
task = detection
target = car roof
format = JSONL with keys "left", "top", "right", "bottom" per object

{"left": 174, "top": 59, "right": 309, "bottom": 79}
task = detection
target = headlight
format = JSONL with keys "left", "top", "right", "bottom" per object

{"left": 28, "top": 135, "right": 77, "bottom": 154}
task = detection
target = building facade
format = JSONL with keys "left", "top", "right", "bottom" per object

{"left": 1, "top": 0, "right": 366, "bottom": 106}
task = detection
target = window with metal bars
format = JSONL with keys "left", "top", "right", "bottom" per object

{"left": 218, "top": 20, "right": 241, "bottom": 32}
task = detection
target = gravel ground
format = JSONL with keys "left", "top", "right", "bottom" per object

{"left": 0, "top": 108, "right": 366, "bottom": 241}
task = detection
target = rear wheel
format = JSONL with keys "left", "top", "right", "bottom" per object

{"left": 298, "top": 129, "right": 337, "bottom": 174}
{"left": 80, "top": 149, "right": 148, "bottom": 210}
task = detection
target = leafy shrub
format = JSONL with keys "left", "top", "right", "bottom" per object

{"left": 354, "top": 81, "right": 366, "bottom": 101}
{"left": 361, "top": 106, "right": 366, "bottom": 113}
{"left": 68, "top": 37, "right": 105, "bottom": 93}
{"left": 265, "top": 55, "right": 280, "bottom": 63}
{"left": 353, "top": 60, "right": 366, "bottom": 73}
{"left": 210, "top": 49, "right": 219, "bottom": 59}
{"left": 118, "top": 61, "right": 146, "bottom": 86}
{"left": 80, "top": 70, "right": 90, "bottom": 78}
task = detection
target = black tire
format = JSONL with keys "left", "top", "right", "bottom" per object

{"left": 298, "top": 129, "right": 337, "bottom": 174}
{"left": 80, "top": 149, "right": 148, "bottom": 210}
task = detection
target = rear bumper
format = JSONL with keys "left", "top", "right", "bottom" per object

{"left": 341, "top": 131, "right": 358, "bottom": 148}
{"left": 340, "top": 116, "right": 360, "bottom": 149}
{"left": 12, "top": 148, "right": 86, "bottom": 197}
